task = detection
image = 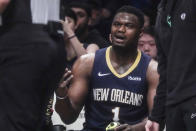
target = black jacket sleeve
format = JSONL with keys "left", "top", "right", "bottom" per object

{"left": 149, "top": 0, "right": 168, "bottom": 124}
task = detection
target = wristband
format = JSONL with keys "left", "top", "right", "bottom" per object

{"left": 67, "top": 34, "right": 76, "bottom": 40}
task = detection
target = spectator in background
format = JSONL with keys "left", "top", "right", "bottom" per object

{"left": 101, "top": 0, "right": 124, "bottom": 19}
{"left": 123, "top": 0, "right": 161, "bottom": 27}
{"left": 123, "top": 0, "right": 161, "bottom": 11}
{"left": 87, "top": 0, "right": 103, "bottom": 27}
{"left": 61, "top": 7, "right": 100, "bottom": 69}
{"left": 86, "top": 0, "right": 111, "bottom": 42}
{"left": 99, "top": 0, "right": 125, "bottom": 41}
{"left": 124, "top": 0, "right": 151, "bottom": 10}
{"left": 61, "top": 7, "right": 86, "bottom": 69}
{"left": 138, "top": 26, "right": 157, "bottom": 60}
{"left": 67, "top": 1, "right": 109, "bottom": 49}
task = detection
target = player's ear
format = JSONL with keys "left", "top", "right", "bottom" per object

{"left": 139, "top": 28, "right": 144, "bottom": 38}
{"left": 109, "top": 34, "right": 112, "bottom": 43}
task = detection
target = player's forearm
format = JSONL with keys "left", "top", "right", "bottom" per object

{"left": 55, "top": 98, "right": 80, "bottom": 124}
{"left": 0, "top": 0, "right": 10, "bottom": 14}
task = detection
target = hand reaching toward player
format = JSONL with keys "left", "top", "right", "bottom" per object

{"left": 56, "top": 68, "right": 73, "bottom": 99}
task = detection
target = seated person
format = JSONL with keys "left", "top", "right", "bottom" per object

{"left": 61, "top": 7, "right": 99, "bottom": 69}
{"left": 138, "top": 26, "right": 157, "bottom": 60}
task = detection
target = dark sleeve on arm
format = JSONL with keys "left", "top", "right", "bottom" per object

{"left": 149, "top": 2, "right": 168, "bottom": 123}
{"left": 149, "top": 39, "right": 167, "bottom": 124}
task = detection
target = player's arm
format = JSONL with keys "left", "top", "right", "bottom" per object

{"left": 146, "top": 59, "right": 159, "bottom": 112}
{"left": 86, "top": 43, "right": 99, "bottom": 53}
{"left": 145, "top": 59, "right": 160, "bottom": 131}
{"left": 55, "top": 53, "right": 95, "bottom": 124}
{"left": 0, "top": 0, "right": 10, "bottom": 13}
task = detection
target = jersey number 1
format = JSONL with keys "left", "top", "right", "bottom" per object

{"left": 112, "top": 107, "right": 120, "bottom": 121}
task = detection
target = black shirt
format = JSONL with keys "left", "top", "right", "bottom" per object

{"left": 2, "top": 0, "right": 32, "bottom": 26}
{"left": 0, "top": 0, "right": 66, "bottom": 131}
{"left": 150, "top": 0, "right": 196, "bottom": 123}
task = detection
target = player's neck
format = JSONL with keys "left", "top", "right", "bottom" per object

{"left": 110, "top": 46, "right": 138, "bottom": 65}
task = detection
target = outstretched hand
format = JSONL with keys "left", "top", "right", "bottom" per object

{"left": 55, "top": 68, "right": 73, "bottom": 98}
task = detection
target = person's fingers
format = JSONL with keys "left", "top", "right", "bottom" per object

{"left": 60, "top": 68, "right": 71, "bottom": 82}
{"left": 63, "top": 70, "right": 72, "bottom": 79}
{"left": 56, "top": 72, "right": 73, "bottom": 97}
{"left": 145, "top": 124, "right": 150, "bottom": 131}
{"left": 59, "top": 19, "right": 65, "bottom": 25}
{"left": 67, "top": 74, "right": 73, "bottom": 82}
{"left": 114, "top": 124, "right": 128, "bottom": 131}
{"left": 60, "top": 18, "right": 69, "bottom": 29}
{"left": 145, "top": 120, "right": 152, "bottom": 131}
{"left": 59, "top": 81, "right": 67, "bottom": 88}
{"left": 64, "top": 16, "right": 68, "bottom": 24}
{"left": 145, "top": 126, "right": 150, "bottom": 131}
{"left": 59, "top": 75, "right": 73, "bottom": 88}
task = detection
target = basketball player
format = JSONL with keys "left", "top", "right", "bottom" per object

{"left": 55, "top": 5, "right": 159, "bottom": 131}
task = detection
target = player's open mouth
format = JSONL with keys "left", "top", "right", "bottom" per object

{"left": 114, "top": 35, "right": 126, "bottom": 43}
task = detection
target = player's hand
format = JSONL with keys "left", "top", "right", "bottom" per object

{"left": 114, "top": 124, "right": 129, "bottom": 131}
{"left": 55, "top": 68, "right": 73, "bottom": 99}
{"left": 145, "top": 120, "right": 159, "bottom": 131}
{"left": 115, "top": 124, "right": 139, "bottom": 131}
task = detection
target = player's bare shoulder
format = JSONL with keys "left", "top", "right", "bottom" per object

{"left": 148, "top": 59, "right": 158, "bottom": 72}
{"left": 72, "top": 53, "right": 95, "bottom": 77}
{"left": 146, "top": 59, "right": 159, "bottom": 83}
